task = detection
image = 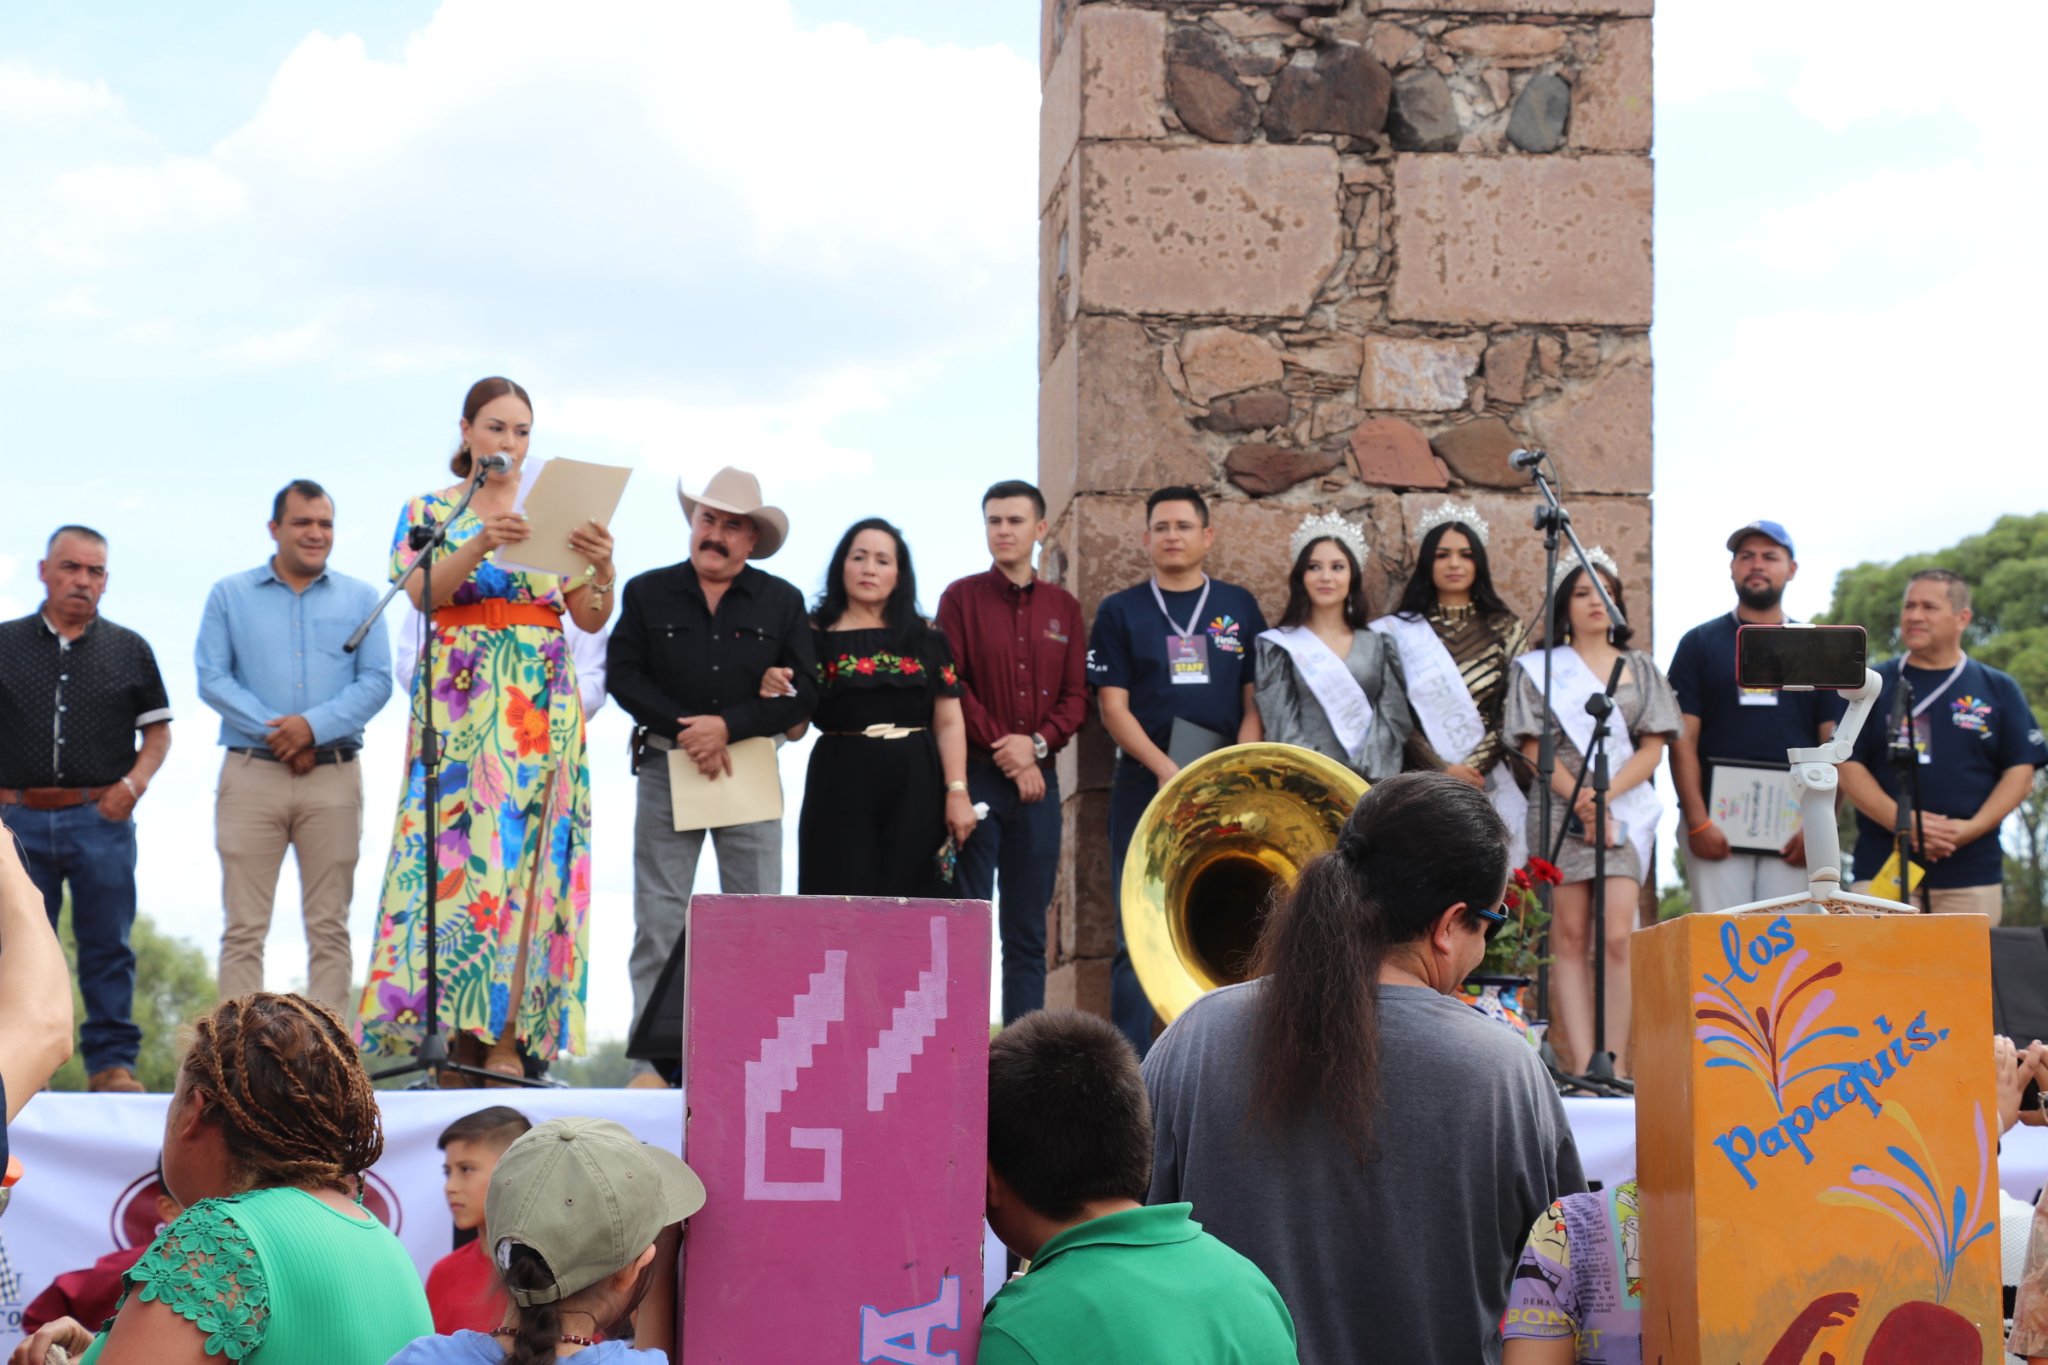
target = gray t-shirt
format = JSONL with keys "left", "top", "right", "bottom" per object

{"left": 1144, "top": 979, "right": 1586, "bottom": 1365}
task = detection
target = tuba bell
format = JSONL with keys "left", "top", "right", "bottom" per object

{"left": 1120, "top": 743, "right": 1368, "bottom": 1024}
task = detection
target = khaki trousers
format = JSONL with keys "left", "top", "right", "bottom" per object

{"left": 1851, "top": 879, "right": 2004, "bottom": 924}
{"left": 215, "top": 751, "right": 364, "bottom": 1018}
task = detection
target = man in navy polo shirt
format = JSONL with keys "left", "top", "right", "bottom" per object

{"left": 1088, "top": 486, "right": 1266, "bottom": 1056}
{"left": 1840, "top": 568, "right": 2048, "bottom": 921}
{"left": 1667, "top": 520, "right": 1846, "bottom": 913}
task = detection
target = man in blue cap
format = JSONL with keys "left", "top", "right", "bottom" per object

{"left": 1666, "top": 521, "right": 1845, "bottom": 913}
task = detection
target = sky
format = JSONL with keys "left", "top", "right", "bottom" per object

{"left": 1, "top": 1, "right": 2042, "bottom": 1047}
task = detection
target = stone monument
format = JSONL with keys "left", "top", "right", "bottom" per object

{"left": 1037, "top": 0, "right": 1654, "bottom": 1014}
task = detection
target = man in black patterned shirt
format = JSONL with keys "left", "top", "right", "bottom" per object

{"left": 0, "top": 526, "right": 172, "bottom": 1093}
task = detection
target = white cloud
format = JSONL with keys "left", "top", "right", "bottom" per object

{"left": 45, "top": 156, "right": 248, "bottom": 247}
{"left": 0, "top": 60, "right": 122, "bottom": 124}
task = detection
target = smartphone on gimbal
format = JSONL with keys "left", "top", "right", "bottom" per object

{"left": 1735, "top": 624, "right": 1867, "bottom": 691}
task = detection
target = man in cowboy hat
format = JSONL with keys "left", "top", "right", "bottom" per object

{"left": 608, "top": 466, "right": 817, "bottom": 1086}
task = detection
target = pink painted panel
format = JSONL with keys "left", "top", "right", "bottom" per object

{"left": 681, "top": 894, "right": 992, "bottom": 1364}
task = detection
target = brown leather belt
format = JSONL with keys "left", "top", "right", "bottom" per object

{"left": 229, "top": 747, "right": 359, "bottom": 766}
{"left": 0, "top": 786, "right": 111, "bottom": 810}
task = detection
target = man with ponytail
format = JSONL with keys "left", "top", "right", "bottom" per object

{"left": 1143, "top": 771, "right": 1585, "bottom": 1365}
{"left": 386, "top": 1116, "right": 705, "bottom": 1365}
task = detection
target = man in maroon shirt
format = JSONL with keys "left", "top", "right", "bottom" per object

{"left": 936, "top": 480, "right": 1088, "bottom": 1023}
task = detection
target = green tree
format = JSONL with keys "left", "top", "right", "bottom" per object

{"left": 1817, "top": 512, "right": 2048, "bottom": 923}
{"left": 48, "top": 906, "right": 219, "bottom": 1092}
{"left": 545, "top": 1037, "right": 634, "bottom": 1088}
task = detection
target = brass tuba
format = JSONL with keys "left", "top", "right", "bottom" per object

{"left": 1120, "top": 743, "right": 1368, "bottom": 1024}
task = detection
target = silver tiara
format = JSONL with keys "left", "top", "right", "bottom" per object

{"left": 1289, "top": 511, "right": 1370, "bottom": 566}
{"left": 1553, "top": 545, "right": 1620, "bottom": 595}
{"left": 1414, "top": 499, "right": 1491, "bottom": 548}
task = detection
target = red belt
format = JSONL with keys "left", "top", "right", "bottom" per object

{"left": 0, "top": 787, "right": 110, "bottom": 810}
{"left": 435, "top": 601, "right": 562, "bottom": 631}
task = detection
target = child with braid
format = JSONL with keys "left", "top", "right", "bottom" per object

{"left": 387, "top": 1117, "right": 705, "bottom": 1364}
{"left": 11, "top": 992, "right": 433, "bottom": 1365}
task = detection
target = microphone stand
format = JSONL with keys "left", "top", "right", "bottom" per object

{"left": 346, "top": 467, "right": 545, "bottom": 1090}
{"left": 1884, "top": 676, "right": 1933, "bottom": 914}
{"left": 1545, "top": 656, "right": 1633, "bottom": 1097}
{"left": 1519, "top": 449, "right": 1628, "bottom": 1093}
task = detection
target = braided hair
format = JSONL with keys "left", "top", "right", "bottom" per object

{"left": 182, "top": 993, "right": 383, "bottom": 1193}
{"left": 497, "top": 1242, "right": 659, "bottom": 1365}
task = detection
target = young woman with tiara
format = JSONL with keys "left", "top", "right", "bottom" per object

{"left": 1371, "top": 500, "right": 1533, "bottom": 859}
{"left": 1505, "top": 549, "right": 1679, "bottom": 1076}
{"left": 1254, "top": 511, "right": 1422, "bottom": 780}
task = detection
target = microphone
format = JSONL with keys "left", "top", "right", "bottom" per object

{"left": 475, "top": 451, "right": 512, "bottom": 474}
{"left": 1584, "top": 655, "right": 1627, "bottom": 717}
{"left": 1510, "top": 448, "right": 1547, "bottom": 470}
{"left": 1890, "top": 672, "right": 1913, "bottom": 747}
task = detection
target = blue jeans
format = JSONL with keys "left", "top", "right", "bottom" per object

{"left": 1107, "top": 761, "right": 1161, "bottom": 1058}
{"left": 2, "top": 803, "right": 141, "bottom": 1073}
{"left": 955, "top": 760, "right": 1061, "bottom": 1025}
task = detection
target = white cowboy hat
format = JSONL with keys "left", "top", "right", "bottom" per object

{"left": 677, "top": 466, "right": 789, "bottom": 559}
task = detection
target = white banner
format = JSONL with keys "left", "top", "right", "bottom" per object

{"left": 4, "top": 1094, "right": 2044, "bottom": 1343}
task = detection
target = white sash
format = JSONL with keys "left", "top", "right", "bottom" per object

{"left": 1515, "top": 648, "right": 1664, "bottom": 873}
{"left": 1369, "top": 614, "right": 1486, "bottom": 761}
{"left": 1262, "top": 626, "right": 1374, "bottom": 764}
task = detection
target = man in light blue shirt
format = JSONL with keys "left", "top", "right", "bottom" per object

{"left": 196, "top": 479, "right": 392, "bottom": 1018}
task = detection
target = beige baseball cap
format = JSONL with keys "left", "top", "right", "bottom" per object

{"left": 486, "top": 1117, "right": 706, "bottom": 1306}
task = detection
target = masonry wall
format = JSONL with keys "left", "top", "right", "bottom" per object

{"left": 1037, "top": 0, "right": 1654, "bottom": 1014}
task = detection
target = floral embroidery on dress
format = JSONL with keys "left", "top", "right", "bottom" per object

{"left": 124, "top": 1199, "right": 269, "bottom": 1360}
{"left": 821, "top": 651, "right": 924, "bottom": 684}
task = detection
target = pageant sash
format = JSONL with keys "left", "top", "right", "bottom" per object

{"left": 1262, "top": 627, "right": 1374, "bottom": 764}
{"left": 1369, "top": 613, "right": 1486, "bottom": 762}
{"left": 1516, "top": 648, "right": 1664, "bottom": 872}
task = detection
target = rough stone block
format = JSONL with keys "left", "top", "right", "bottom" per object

{"left": 1167, "top": 27, "right": 1260, "bottom": 144}
{"left": 1361, "top": 335, "right": 1484, "bottom": 411}
{"left": 1484, "top": 333, "right": 1535, "bottom": 405}
{"left": 1507, "top": 72, "right": 1571, "bottom": 153}
{"left": 1178, "top": 326, "right": 1286, "bottom": 402}
{"left": 1430, "top": 416, "right": 1526, "bottom": 488}
{"left": 1078, "top": 143, "right": 1343, "bottom": 319}
{"left": 1064, "top": 493, "right": 1313, "bottom": 637}
{"left": 1387, "top": 69, "right": 1460, "bottom": 152}
{"left": 1039, "top": 317, "right": 1212, "bottom": 529}
{"left": 1381, "top": 0, "right": 1649, "bottom": 13}
{"left": 1224, "top": 442, "right": 1343, "bottom": 495}
{"left": 1263, "top": 44, "right": 1393, "bottom": 142}
{"left": 1527, "top": 359, "right": 1652, "bottom": 495}
{"left": 1054, "top": 787, "right": 1121, "bottom": 960}
{"left": 1201, "top": 390, "right": 1292, "bottom": 434}
{"left": 1044, "top": 958, "right": 1114, "bottom": 1016}
{"left": 1039, "top": 7, "right": 1167, "bottom": 211}
{"left": 1370, "top": 22, "right": 1423, "bottom": 70}
{"left": 1349, "top": 416, "right": 1448, "bottom": 489}
{"left": 1572, "top": 19, "right": 1652, "bottom": 152}
{"left": 1443, "top": 24, "right": 1568, "bottom": 64}
{"left": 1055, "top": 723, "right": 1118, "bottom": 800}
{"left": 1390, "top": 155, "right": 1652, "bottom": 325}
{"left": 1284, "top": 332, "right": 1365, "bottom": 378}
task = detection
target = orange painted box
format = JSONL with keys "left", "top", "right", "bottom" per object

{"left": 1633, "top": 910, "right": 1999, "bottom": 1365}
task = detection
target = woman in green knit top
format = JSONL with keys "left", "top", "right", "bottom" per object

{"left": 12, "top": 993, "right": 431, "bottom": 1365}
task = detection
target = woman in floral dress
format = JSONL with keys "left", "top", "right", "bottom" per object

{"left": 358, "top": 377, "right": 616, "bottom": 1080}
{"left": 790, "top": 517, "right": 977, "bottom": 898}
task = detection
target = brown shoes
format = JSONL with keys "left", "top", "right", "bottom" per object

{"left": 87, "top": 1066, "right": 145, "bottom": 1094}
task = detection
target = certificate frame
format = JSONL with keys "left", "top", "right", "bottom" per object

{"left": 1707, "top": 758, "right": 1802, "bottom": 854}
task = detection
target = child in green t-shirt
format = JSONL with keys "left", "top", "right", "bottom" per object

{"left": 981, "top": 1010, "right": 1298, "bottom": 1364}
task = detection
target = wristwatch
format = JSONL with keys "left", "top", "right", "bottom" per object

{"left": 1030, "top": 732, "right": 1049, "bottom": 762}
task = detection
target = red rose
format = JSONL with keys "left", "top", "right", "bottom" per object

{"left": 1527, "top": 857, "right": 1563, "bottom": 886}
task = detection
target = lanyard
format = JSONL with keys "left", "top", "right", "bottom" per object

{"left": 1907, "top": 655, "right": 1969, "bottom": 719}
{"left": 1150, "top": 576, "right": 1211, "bottom": 641}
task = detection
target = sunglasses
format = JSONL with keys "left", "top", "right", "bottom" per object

{"left": 1471, "top": 904, "right": 1509, "bottom": 943}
